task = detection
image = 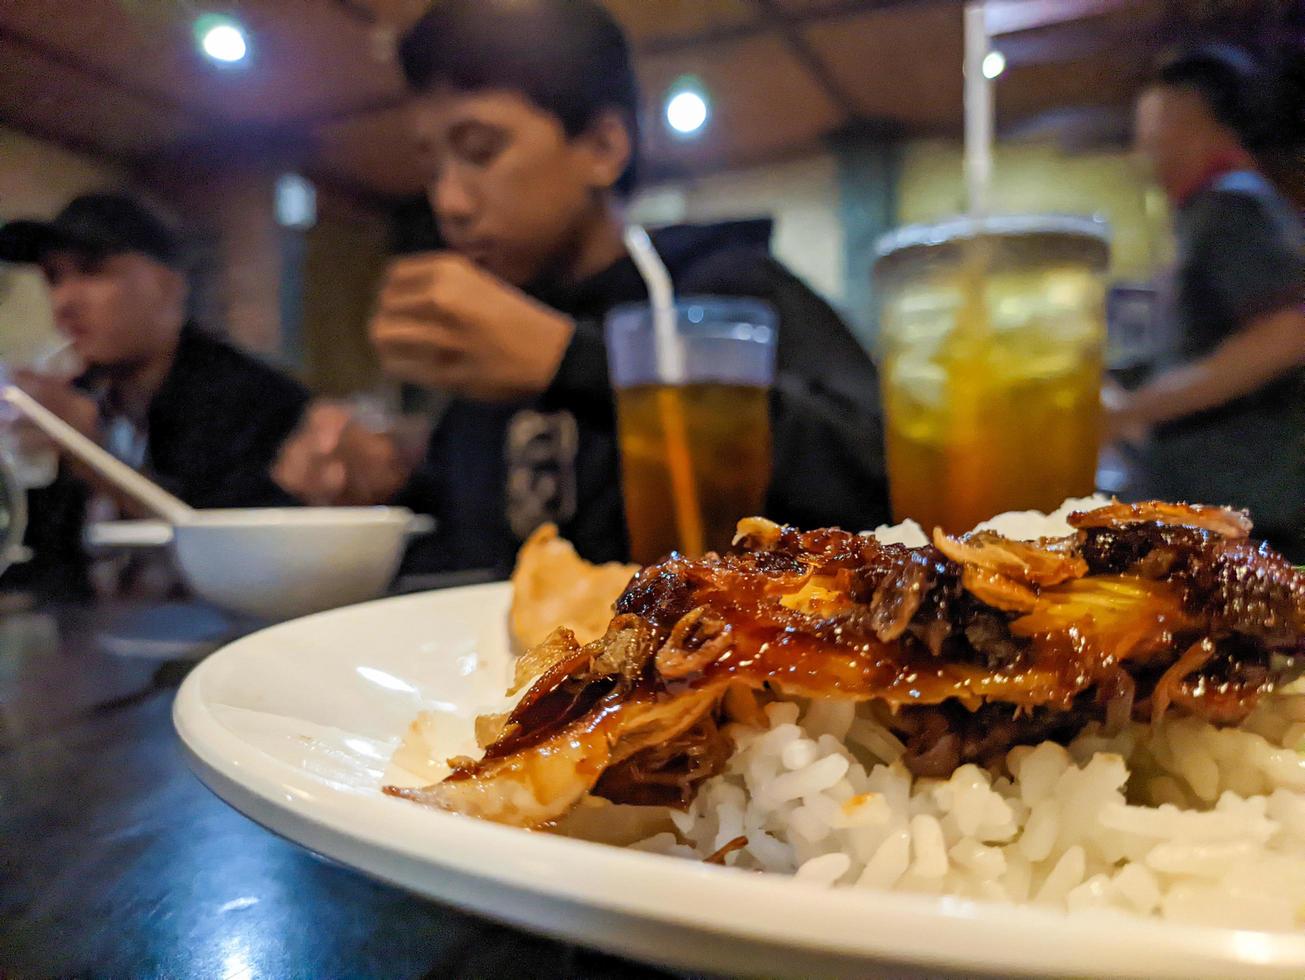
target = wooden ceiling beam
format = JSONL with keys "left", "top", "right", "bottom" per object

{"left": 0, "top": 24, "right": 206, "bottom": 122}
{"left": 331, "top": 0, "right": 380, "bottom": 25}
{"left": 747, "top": 0, "right": 864, "bottom": 122}
{"left": 0, "top": 104, "right": 393, "bottom": 212}
{"left": 0, "top": 108, "right": 149, "bottom": 170}
{"left": 0, "top": 19, "right": 400, "bottom": 147}
{"left": 332, "top": 0, "right": 962, "bottom": 60}
{"left": 984, "top": 0, "right": 1132, "bottom": 36}
{"left": 993, "top": 21, "right": 1156, "bottom": 68}
{"left": 641, "top": 0, "right": 957, "bottom": 56}
{"left": 0, "top": 23, "right": 397, "bottom": 208}
{"left": 289, "top": 0, "right": 965, "bottom": 130}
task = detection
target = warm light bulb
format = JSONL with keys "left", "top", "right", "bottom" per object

{"left": 666, "top": 90, "right": 709, "bottom": 136}
{"left": 200, "top": 20, "right": 248, "bottom": 64}
{"left": 981, "top": 50, "right": 1006, "bottom": 80}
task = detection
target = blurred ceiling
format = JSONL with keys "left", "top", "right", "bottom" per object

{"left": 0, "top": 0, "right": 1291, "bottom": 203}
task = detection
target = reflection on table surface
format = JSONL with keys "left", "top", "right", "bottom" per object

{"left": 0, "top": 594, "right": 684, "bottom": 979}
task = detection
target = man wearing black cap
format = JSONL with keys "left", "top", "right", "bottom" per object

{"left": 0, "top": 192, "right": 310, "bottom": 596}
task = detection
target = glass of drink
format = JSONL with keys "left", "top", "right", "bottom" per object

{"left": 605, "top": 298, "right": 777, "bottom": 564}
{"left": 874, "top": 215, "right": 1109, "bottom": 533}
{"left": 0, "top": 440, "right": 28, "bottom": 577}
{"left": 0, "top": 342, "right": 80, "bottom": 490}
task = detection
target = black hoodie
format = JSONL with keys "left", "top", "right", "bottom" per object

{"left": 401, "top": 220, "right": 890, "bottom": 575}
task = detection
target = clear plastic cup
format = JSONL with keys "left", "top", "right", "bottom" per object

{"left": 0, "top": 369, "right": 58, "bottom": 490}
{"left": 605, "top": 297, "right": 777, "bottom": 563}
{"left": 874, "top": 214, "right": 1109, "bottom": 533}
{"left": 0, "top": 441, "right": 28, "bottom": 576}
{"left": 0, "top": 342, "right": 81, "bottom": 489}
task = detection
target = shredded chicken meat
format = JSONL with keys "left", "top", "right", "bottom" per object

{"left": 385, "top": 501, "right": 1305, "bottom": 827}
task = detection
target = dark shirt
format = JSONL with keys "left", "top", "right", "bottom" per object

{"left": 1142, "top": 171, "right": 1305, "bottom": 558}
{"left": 3, "top": 324, "right": 309, "bottom": 596}
{"left": 401, "top": 220, "right": 889, "bottom": 575}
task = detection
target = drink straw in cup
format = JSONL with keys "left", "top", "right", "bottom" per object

{"left": 621, "top": 225, "right": 705, "bottom": 556}
{"left": 939, "top": 3, "right": 1000, "bottom": 520}
{"left": 963, "top": 1, "right": 994, "bottom": 218}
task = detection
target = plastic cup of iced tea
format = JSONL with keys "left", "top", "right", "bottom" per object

{"left": 873, "top": 215, "right": 1110, "bottom": 534}
{"left": 605, "top": 298, "right": 777, "bottom": 564}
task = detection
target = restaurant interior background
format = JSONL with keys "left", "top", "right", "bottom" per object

{"left": 0, "top": 0, "right": 1300, "bottom": 393}
{"left": 4, "top": 5, "right": 1305, "bottom": 977}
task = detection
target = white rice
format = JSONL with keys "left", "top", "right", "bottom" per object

{"left": 636, "top": 694, "right": 1305, "bottom": 929}
{"left": 631, "top": 497, "right": 1305, "bottom": 930}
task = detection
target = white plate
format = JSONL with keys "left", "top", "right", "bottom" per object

{"left": 174, "top": 583, "right": 1305, "bottom": 979}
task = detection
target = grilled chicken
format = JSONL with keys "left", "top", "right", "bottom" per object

{"left": 385, "top": 502, "right": 1305, "bottom": 827}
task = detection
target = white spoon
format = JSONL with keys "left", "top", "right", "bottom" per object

{"left": 0, "top": 383, "right": 194, "bottom": 525}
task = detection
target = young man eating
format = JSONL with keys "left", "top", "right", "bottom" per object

{"left": 275, "top": 0, "right": 890, "bottom": 574}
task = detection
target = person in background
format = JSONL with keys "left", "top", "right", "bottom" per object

{"left": 0, "top": 193, "right": 310, "bottom": 597}
{"left": 1111, "top": 46, "right": 1305, "bottom": 558}
{"left": 275, "top": 0, "right": 889, "bottom": 575}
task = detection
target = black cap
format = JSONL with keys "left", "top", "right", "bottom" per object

{"left": 0, "top": 192, "right": 183, "bottom": 268}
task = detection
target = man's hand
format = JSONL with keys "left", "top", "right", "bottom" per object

{"left": 371, "top": 252, "right": 575, "bottom": 401}
{"left": 1103, "top": 305, "right": 1305, "bottom": 437}
{"left": 1100, "top": 377, "right": 1149, "bottom": 448}
{"left": 273, "top": 402, "right": 412, "bottom": 506}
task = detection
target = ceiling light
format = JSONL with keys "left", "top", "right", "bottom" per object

{"left": 981, "top": 50, "right": 1006, "bottom": 80}
{"left": 666, "top": 89, "right": 709, "bottom": 136}
{"left": 197, "top": 16, "right": 249, "bottom": 65}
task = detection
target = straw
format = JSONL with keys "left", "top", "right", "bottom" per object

{"left": 1, "top": 383, "right": 195, "bottom": 525}
{"left": 623, "top": 225, "right": 685, "bottom": 383}
{"left": 963, "top": 2, "right": 994, "bottom": 217}
{"left": 946, "top": 3, "right": 997, "bottom": 529}
{"left": 36, "top": 339, "right": 77, "bottom": 373}
{"left": 621, "top": 225, "right": 704, "bottom": 556}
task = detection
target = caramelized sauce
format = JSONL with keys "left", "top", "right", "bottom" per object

{"left": 457, "top": 509, "right": 1305, "bottom": 792}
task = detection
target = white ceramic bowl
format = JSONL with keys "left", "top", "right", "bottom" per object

{"left": 171, "top": 507, "right": 416, "bottom": 621}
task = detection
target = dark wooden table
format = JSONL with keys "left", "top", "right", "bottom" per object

{"left": 0, "top": 596, "right": 681, "bottom": 979}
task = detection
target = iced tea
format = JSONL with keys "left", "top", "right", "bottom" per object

{"left": 616, "top": 382, "right": 771, "bottom": 563}
{"left": 876, "top": 220, "right": 1108, "bottom": 533}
